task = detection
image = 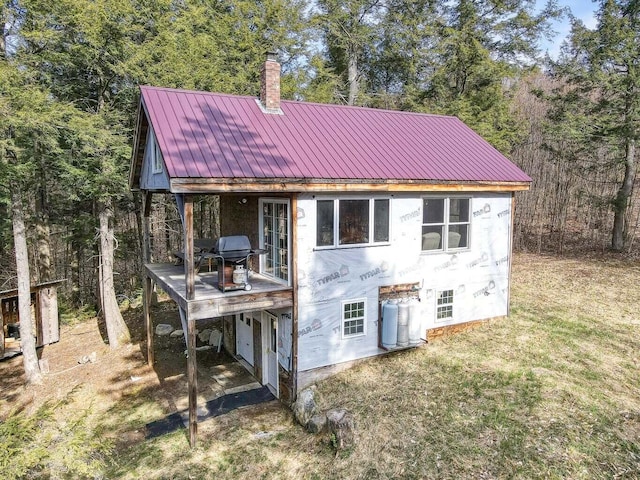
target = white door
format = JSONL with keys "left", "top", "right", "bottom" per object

{"left": 264, "top": 312, "right": 279, "bottom": 395}
{"left": 235, "top": 313, "right": 253, "bottom": 365}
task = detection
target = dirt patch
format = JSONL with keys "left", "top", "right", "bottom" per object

{"left": 0, "top": 300, "right": 254, "bottom": 425}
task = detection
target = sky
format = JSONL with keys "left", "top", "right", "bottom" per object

{"left": 537, "top": 0, "right": 599, "bottom": 58}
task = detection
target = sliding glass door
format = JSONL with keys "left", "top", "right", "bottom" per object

{"left": 259, "top": 198, "right": 290, "bottom": 284}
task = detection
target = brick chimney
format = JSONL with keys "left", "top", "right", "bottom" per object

{"left": 260, "top": 51, "right": 281, "bottom": 112}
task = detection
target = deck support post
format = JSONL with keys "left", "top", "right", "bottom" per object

{"left": 184, "top": 196, "right": 195, "bottom": 300}
{"left": 187, "top": 313, "right": 198, "bottom": 447}
{"left": 143, "top": 277, "right": 153, "bottom": 366}
{"left": 142, "top": 191, "right": 154, "bottom": 366}
{"left": 183, "top": 195, "right": 198, "bottom": 447}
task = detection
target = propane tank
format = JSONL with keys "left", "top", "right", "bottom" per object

{"left": 397, "top": 300, "right": 410, "bottom": 347}
{"left": 408, "top": 298, "right": 422, "bottom": 346}
{"left": 381, "top": 300, "right": 399, "bottom": 349}
{"left": 233, "top": 265, "right": 246, "bottom": 284}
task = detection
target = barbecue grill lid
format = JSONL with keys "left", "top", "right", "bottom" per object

{"left": 215, "top": 235, "right": 252, "bottom": 253}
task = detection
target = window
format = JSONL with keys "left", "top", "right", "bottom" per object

{"left": 149, "top": 129, "right": 163, "bottom": 174}
{"left": 436, "top": 290, "right": 454, "bottom": 321}
{"left": 422, "top": 197, "right": 470, "bottom": 251}
{"left": 342, "top": 299, "right": 366, "bottom": 337}
{"left": 316, "top": 198, "right": 390, "bottom": 247}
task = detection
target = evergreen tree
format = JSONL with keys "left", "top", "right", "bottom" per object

{"left": 425, "top": 0, "right": 561, "bottom": 152}
{"left": 550, "top": 0, "right": 639, "bottom": 251}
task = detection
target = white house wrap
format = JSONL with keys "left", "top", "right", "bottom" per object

{"left": 295, "top": 193, "right": 512, "bottom": 374}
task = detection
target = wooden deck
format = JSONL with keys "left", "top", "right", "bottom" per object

{"left": 146, "top": 264, "right": 293, "bottom": 320}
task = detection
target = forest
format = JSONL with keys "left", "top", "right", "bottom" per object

{"left": 1, "top": 0, "right": 639, "bottom": 330}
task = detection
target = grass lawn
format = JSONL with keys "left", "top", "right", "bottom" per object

{"left": 3, "top": 253, "right": 640, "bottom": 479}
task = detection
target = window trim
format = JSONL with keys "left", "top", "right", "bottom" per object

{"left": 315, "top": 197, "right": 391, "bottom": 249}
{"left": 259, "top": 197, "right": 291, "bottom": 286}
{"left": 435, "top": 289, "right": 454, "bottom": 322}
{"left": 341, "top": 298, "right": 367, "bottom": 339}
{"left": 421, "top": 196, "right": 471, "bottom": 253}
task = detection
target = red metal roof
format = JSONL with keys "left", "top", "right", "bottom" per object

{"left": 139, "top": 85, "right": 531, "bottom": 184}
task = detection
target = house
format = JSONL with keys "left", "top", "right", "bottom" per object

{"left": 129, "top": 53, "right": 531, "bottom": 445}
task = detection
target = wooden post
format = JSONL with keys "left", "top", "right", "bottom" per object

{"left": 142, "top": 191, "right": 154, "bottom": 366}
{"left": 507, "top": 192, "right": 515, "bottom": 317}
{"left": 187, "top": 314, "right": 198, "bottom": 447}
{"left": 0, "top": 304, "right": 4, "bottom": 357}
{"left": 291, "top": 194, "right": 299, "bottom": 398}
{"left": 183, "top": 194, "right": 197, "bottom": 447}
{"left": 184, "top": 196, "right": 195, "bottom": 300}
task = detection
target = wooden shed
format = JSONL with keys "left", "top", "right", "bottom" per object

{"left": 0, "top": 280, "right": 63, "bottom": 359}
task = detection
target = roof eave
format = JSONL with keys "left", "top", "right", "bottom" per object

{"left": 169, "top": 177, "right": 531, "bottom": 194}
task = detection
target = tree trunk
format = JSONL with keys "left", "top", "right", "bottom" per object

{"left": 347, "top": 43, "right": 359, "bottom": 106}
{"left": 11, "top": 187, "right": 42, "bottom": 384}
{"left": 35, "top": 187, "right": 52, "bottom": 282}
{"left": 612, "top": 138, "right": 636, "bottom": 251}
{"left": 98, "top": 197, "right": 130, "bottom": 348}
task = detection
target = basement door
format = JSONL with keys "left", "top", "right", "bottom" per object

{"left": 264, "top": 311, "right": 279, "bottom": 396}
{"left": 235, "top": 313, "right": 253, "bottom": 366}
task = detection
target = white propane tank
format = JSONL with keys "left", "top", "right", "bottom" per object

{"left": 381, "top": 300, "right": 399, "bottom": 349}
{"left": 408, "top": 298, "right": 422, "bottom": 346}
{"left": 232, "top": 265, "right": 246, "bottom": 284}
{"left": 397, "top": 300, "right": 410, "bottom": 347}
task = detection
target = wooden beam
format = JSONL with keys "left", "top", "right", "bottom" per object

{"left": 187, "top": 314, "right": 198, "bottom": 447}
{"left": 188, "top": 289, "right": 293, "bottom": 319}
{"left": 170, "top": 178, "right": 531, "bottom": 194}
{"left": 143, "top": 276, "right": 154, "bottom": 366}
{"left": 291, "top": 194, "right": 299, "bottom": 399}
{"left": 142, "top": 191, "right": 154, "bottom": 366}
{"left": 507, "top": 192, "right": 515, "bottom": 317}
{"left": 0, "top": 304, "right": 4, "bottom": 357}
{"left": 184, "top": 196, "right": 195, "bottom": 300}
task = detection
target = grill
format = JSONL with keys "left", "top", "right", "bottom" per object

{"left": 212, "top": 235, "right": 264, "bottom": 292}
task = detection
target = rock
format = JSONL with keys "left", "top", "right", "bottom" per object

{"left": 326, "top": 409, "right": 356, "bottom": 450}
{"left": 208, "top": 329, "right": 222, "bottom": 347}
{"left": 198, "top": 328, "right": 212, "bottom": 343}
{"left": 155, "top": 324, "right": 174, "bottom": 336}
{"left": 170, "top": 329, "right": 184, "bottom": 338}
{"left": 292, "top": 386, "right": 318, "bottom": 427}
{"left": 306, "top": 414, "right": 327, "bottom": 434}
{"left": 196, "top": 345, "right": 212, "bottom": 352}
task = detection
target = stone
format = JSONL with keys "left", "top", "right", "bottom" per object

{"left": 155, "top": 324, "right": 174, "bottom": 336}
{"left": 306, "top": 414, "right": 327, "bottom": 434}
{"left": 326, "top": 409, "right": 356, "bottom": 450}
{"left": 208, "top": 329, "right": 222, "bottom": 347}
{"left": 198, "top": 328, "right": 212, "bottom": 343}
{"left": 170, "top": 329, "right": 184, "bottom": 338}
{"left": 292, "top": 386, "right": 318, "bottom": 427}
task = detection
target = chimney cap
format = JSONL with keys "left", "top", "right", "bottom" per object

{"left": 265, "top": 50, "right": 278, "bottom": 62}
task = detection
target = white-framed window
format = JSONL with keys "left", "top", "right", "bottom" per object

{"left": 436, "top": 290, "right": 454, "bottom": 321}
{"left": 316, "top": 198, "right": 390, "bottom": 248}
{"left": 422, "top": 197, "right": 470, "bottom": 251}
{"left": 148, "top": 129, "right": 163, "bottom": 174}
{"left": 342, "top": 298, "right": 366, "bottom": 338}
{"left": 260, "top": 198, "right": 290, "bottom": 284}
